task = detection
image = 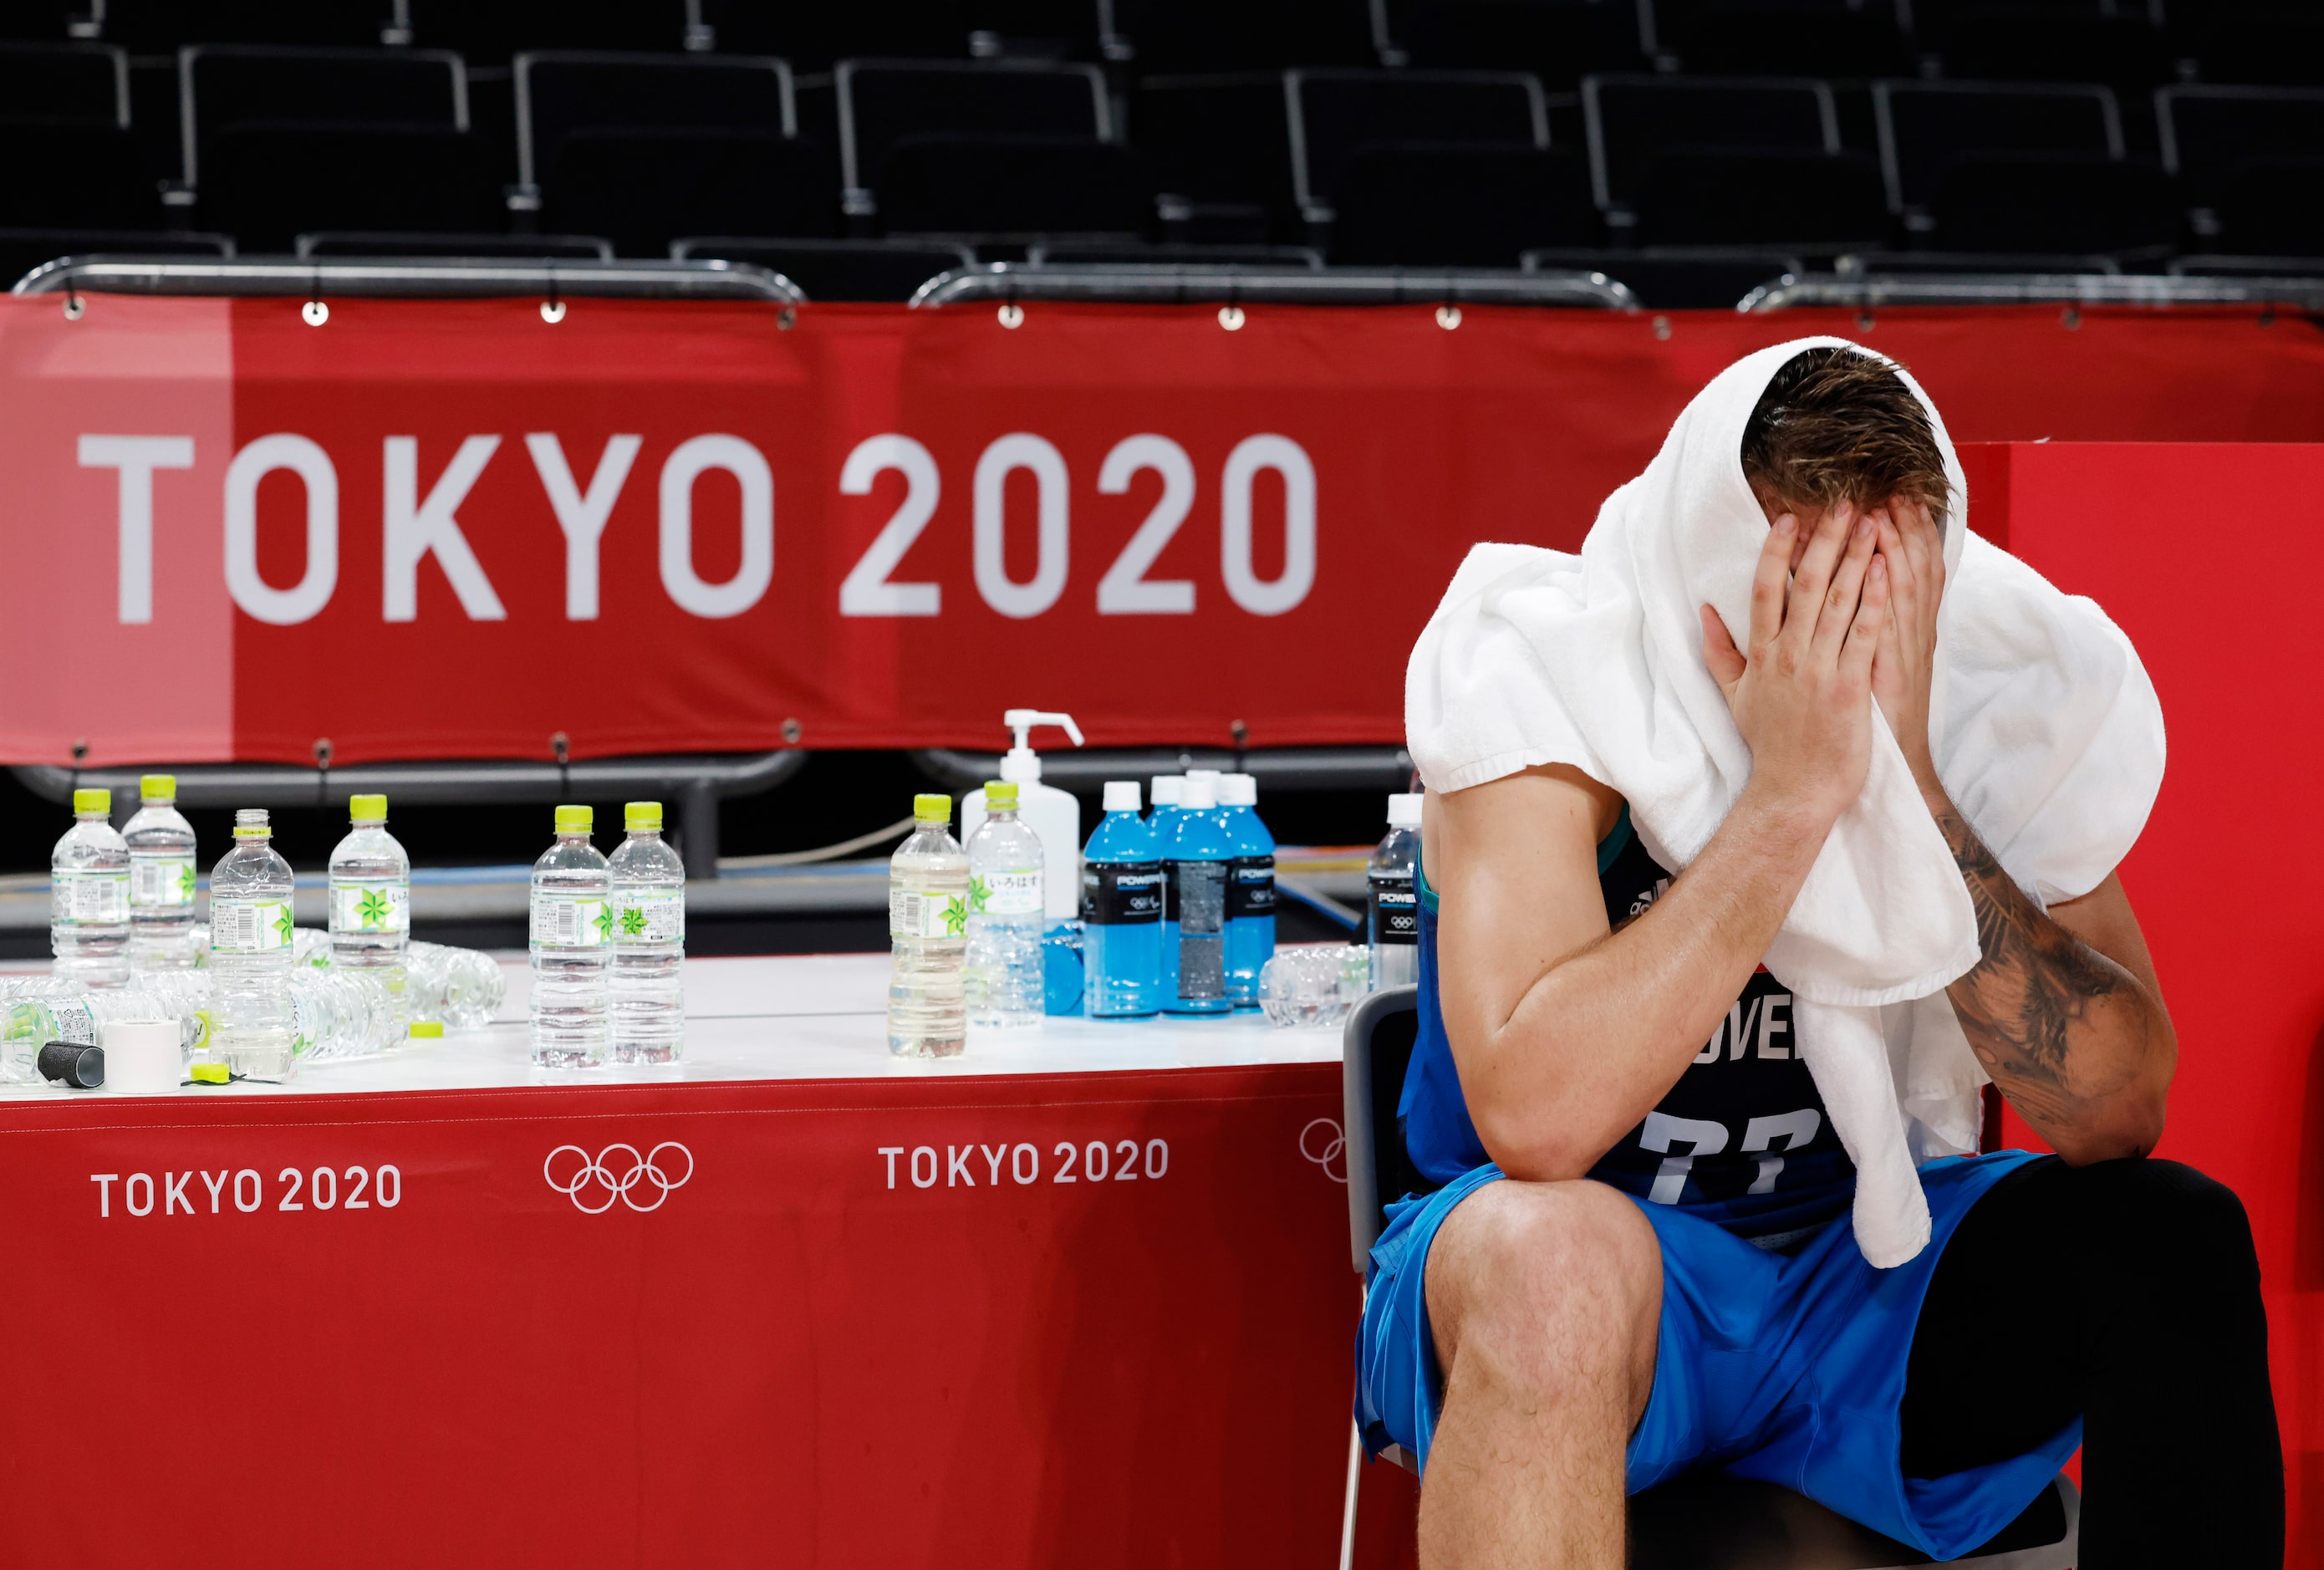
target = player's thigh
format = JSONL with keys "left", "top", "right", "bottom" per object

{"left": 1424, "top": 1177, "right": 1661, "bottom": 1417}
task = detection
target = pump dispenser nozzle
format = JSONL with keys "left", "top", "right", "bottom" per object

{"left": 998, "top": 710, "right": 1084, "bottom": 783}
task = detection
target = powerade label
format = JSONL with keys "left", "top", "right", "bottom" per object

{"left": 130, "top": 854, "right": 196, "bottom": 908}
{"left": 212, "top": 898, "right": 293, "bottom": 953}
{"left": 531, "top": 893, "right": 611, "bottom": 947}
{"left": 1082, "top": 862, "right": 1163, "bottom": 925}
{"left": 54, "top": 869, "right": 130, "bottom": 925}
{"left": 1368, "top": 872, "right": 1418, "bottom": 946}
{"left": 615, "top": 891, "right": 685, "bottom": 945}
{"left": 1227, "top": 854, "right": 1277, "bottom": 920}
{"left": 330, "top": 879, "right": 410, "bottom": 935}
{"left": 890, "top": 886, "right": 967, "bottom": 940}
{"left": 971, "top": 869, "right": 1042, "bottom": 917}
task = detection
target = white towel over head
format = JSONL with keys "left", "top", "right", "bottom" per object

{"left": 1404, "top": 336, "right": 2164, "bottom": 1267}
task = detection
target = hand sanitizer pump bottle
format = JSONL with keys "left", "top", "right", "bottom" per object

{"left": 961, "top": 711, "right": 1087, "bottom": 1013}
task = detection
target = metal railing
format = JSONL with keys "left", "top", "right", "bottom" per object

{"left": 910, "top": 262, "right": 1637, "bottom": 309}
{"left": 13, "top": 256, "right": 803, "bottom": 303}
{"left": 1739, "top": 271, "right": 2324, "bottom": 313}
{"left": 11, "top": 753, "right": 806, "bottom": 882}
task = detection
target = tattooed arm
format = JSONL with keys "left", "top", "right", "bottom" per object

{"left": 1928, "top": 797, "right": 2176, "bottom": 1161}
{"left": 1869, "top": 496, "right": 2175, "bottom": 1163}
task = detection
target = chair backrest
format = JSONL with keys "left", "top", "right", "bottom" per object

{"left": 1582, "top": 74, "right": 1837, "bottom": 213}
{"left": 1341, "top": 982, "right": 1422, "bottom": 1275}
{"left": 1872, "top": 79, "right": 2121, "bottom": 216}
{"left": 837, "top": 58, "right": 1111, "bottom": 197}
{"left": 405, "top": 0, "right": 692, "bottom": 64}
{"left": 2156, "top": 84, "right": 2324, "bottom": 204}
{"left": 515, "top": 50, "right": 797, "bottom": 190}
{"left": 1287, "top": 67, "right": 1548, "bottom": 215}
{"left": 181, "top": 43, "right": 467, "bottom": 188}
{"left": 0, "top": 41, "right": 127, "bottom": 125}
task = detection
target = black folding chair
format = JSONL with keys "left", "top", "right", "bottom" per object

{"left": 1337, "top": 986, "right": 2080, "bottom": 1570}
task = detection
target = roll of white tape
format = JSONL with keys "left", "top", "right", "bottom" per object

{"left": 103, "top": 1020, "right": 181, "bottom": 1094}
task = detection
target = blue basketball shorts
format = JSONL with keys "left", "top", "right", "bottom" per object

{"left": 1354, "top": 1151, "right": 2082, "bottom": 1561}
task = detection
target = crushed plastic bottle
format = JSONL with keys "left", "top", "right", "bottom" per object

{"left": 124, "top": 775, "right": 198, "bottom": 975}
{"left": 406, "top": 941, "right": 506, "bottom": 1030}
{"left": 52, "top": 788, "right": 130, "bottom": 989}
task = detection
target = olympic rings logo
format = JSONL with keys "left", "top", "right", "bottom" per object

{"left": 1301, "top": 1118, "right": 1347, "bottom": 1185}
{"left": 543, "top": 1141, "right": 695, "bottom": 1213}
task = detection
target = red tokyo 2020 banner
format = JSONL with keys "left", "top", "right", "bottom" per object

{"left": 3, "top": 294, "right": 2321, "bottom": 765}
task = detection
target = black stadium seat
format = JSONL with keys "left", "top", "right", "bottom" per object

{"left": 1288, "top": 69, "right": 1549, "bottom": 217}
{"left": 1132, "top": 74, "right": 1301, "bottom": 242}
{"left": 183, "top": 45, "right": 497, "bottom": 252}
{"left": 2163, "top": 0, "right": 2324, "bottom": 89}
{"left": 1387, "top": 0, "right": 1642, "bottom": 90}
{"left": 838, "top": 59, "right": 1138, "bottom": 237}
{"left": 0, "top": 40, "right": 125, "bottom": 121}
{"left": 2209, "top": 156, "right": 2324, "bottom": 257}
{"left": 404, "top": 0, "right": 693, "bottom": 65}
{"left": 297, "top": 232, "right": 614, "bottom": 259}
{"left": 1636, "top": 147, "right": 1887, "bottom": 247}
{"left": 0, "top": 43, "right": 157, "bottom": 230}
{"left": 1523, "top": 245, "right": 1806, "bottom": 308}
{"left": 1873, "top": 81, "right": 2121, "bottom": 228}
{"left": 0, "top": 1, "right": 78, "bottom": 40}
{"left": 1648, "top": 0, "right": 1913, "bottom": 78}
{"left": 674, "top": 237, "right": 976, "bottom": 299}
{"left": 1329, "top": 142, "right": 1603, "bottom": 263}
{"left": 96, "top": 0, "right": 395, "bottom": 52}
{"left": 1582, "top": 75, "right": 1837, "bottom": 227}
{"left": 1934, "top": 7, "right": 2174, "bottom": 91}
{"left": 1928, "top": 151, "right": 2178, "bottom": 254}
{"left": 2156, "top": 85, "right": 2324, "bottom": 243}
{"left": 696, "top": 0, "right": 971, "bottom": 71}
{"left": 517, "top": 52, "right": 833, "bottom": 254}
{"left": 1108, "top": 0, "right": 1378, "bottom": 72}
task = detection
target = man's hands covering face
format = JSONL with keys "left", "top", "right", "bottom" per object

{"left": 1869, "top": 497, "right": 1945, "bottom": 798}
{"left": 1700, "top": 498, "right": 1889, "bottom": 828}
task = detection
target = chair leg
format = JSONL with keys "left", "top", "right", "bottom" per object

{"left": 1338, "top": 1417, "right": 1363, "bottom": 1570}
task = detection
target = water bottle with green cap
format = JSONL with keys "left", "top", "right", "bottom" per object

{"left": 609, "top": 800, "right": 685, "bottom": 1063}
{"left": 964, "top": 780, "right": 1043, "bottom": 1029}
{"left": 889, "top": 793, "right": 967, "bottom": 1057}
{"left": 329, "top": 793, "right": 411, "bottom": 1045}
{"left": 52, "top": 787, "right": 130, "bottom": 989}
{"left": 124, "top": 775, "right": 197, "bottom": 976}
{"left": 208, "top": 808, "right": 296, "bottom": 1079}
{"left": 531, "top": 804, "right": 610, "bottom": 1068}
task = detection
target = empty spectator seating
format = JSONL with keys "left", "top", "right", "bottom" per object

{"left": 839, "top": 59, "right": 1142, "bottom": 238}
{"left": 0, "top": 1, "right": 79, "bottom": 40}
{"left": 404, "top": 1, "right": 693, "bottom": 65}
{"left": 298, "top": 231, "right": 616, "bottom": 258}
{"left": 1934, "top": 8, "right": 2173, "bottom": 92}
{"left": 1132, "top": 74, "right": 1301, "bottom": 242}
{"left": 696, "top": 0, "right": 971, "bottom": 71}
{"left": 1833, "top": 248, "right": 2122, "bottom": 276}
{"left": 1027, "top": 241, "right": 1323, "bottom": 266}
{"left": 1107, "top": 0, "right": 1379, "bottom": 73}
{"left": 0, "top": 42, "right": 158, "bottom": 230}
{"left": 0, "top": 228, "right": 231, "bottom": 289}
{"left": 1523, "top": 244, "right": 1804, "bottom": 307}
{"left": 675, "top": 237, "right": 976, "bottom": 299}
{"left": 2169, "top": 253, "right": 2324, "bottom": 278}
{"left": 1929, "top": 152, "right": 2178, "bottom": 252}
{"left": 1646, "top": 0, "right": 1913, "bottom": 78}
{"left": 1873, "top": 80, "right": 2120, "bottom": 227}
{"left": 517, "top": 52, "right": 831, "bottom": 255}
{"left": 1582, "top": 74, "right": 1846, "bottom": 237}
{"left": 1385, "top": 0, "right": 1642, "bottom": 89}
{"left": 2158, "top": 85, "right": 2324, "bottom": 253}
{"left": 965, "top": 0, "right": 1106, "bottom": 61}
{"left": 94, "top": 0, "right": 395, "bottom": 52}
{"left": 2161, "top": 0, "right": 2324, "bottom": 89}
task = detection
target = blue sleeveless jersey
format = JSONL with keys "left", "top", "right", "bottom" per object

{"left": 1399, "top": 807, "right": 1857, "bottom": 1245}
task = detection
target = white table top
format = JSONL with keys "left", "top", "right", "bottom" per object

{"left": 0, "top": 953, "right": 1346, "bottom": 1101}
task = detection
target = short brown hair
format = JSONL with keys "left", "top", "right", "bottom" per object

{"left": 1739, "top": 347, "right": 1950, "bottom": 525}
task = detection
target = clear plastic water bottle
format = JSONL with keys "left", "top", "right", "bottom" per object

{"left": 288, "top": 967, "right": 399, "bottom": 1063}
{"left": 889, "top": 793, "right": 967, "bottom": 1058}
{"left": 328, "top": 793, "right": 410, "bottom": 1045}
{"left": 1369, "top": 793, "right": 1423, "bottom": 991}
{"left": 1162, "top": 773, "right": 1234, "bottom": 1017}
{"left": 208, "top": 808, "right": 297, "bottom": 1081}
{"left": 1220, "top": 772, "right": 1277, "bottom": 1007}
{"left": 964, "top": 780, "right": 1044, "bottom": 1030}
{"left": 52, "top": 788, "right": 130, "bottom": 989}
{"left": 610, "top": 800, "right": 685, "bottom": 1064}
{"left": 1082, "top": 780, "right": 1161, "bottom": 1019}
{"left": 125, "top": 775, "right": 197, "bottom": 975}
{"left": 407, "top": 940, "right": 507, "bottom": 1029}
{"left": 530, "top": 804, "right": 611, "bottom": 1068}
{"left": 0, "top": 982, "right": 203, "bottom": 1083}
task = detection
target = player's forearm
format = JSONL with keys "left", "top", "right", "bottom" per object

{"left": 1928, "top": 793, "right": 2173, "bottom": 1162}
{"left": 1469, "top": 783, "right": 1833, "bottom": 1180}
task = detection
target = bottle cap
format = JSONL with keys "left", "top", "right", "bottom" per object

{"left": 1150, "top": 776, "right": 1184, "bottom": 808}
{"left": 1185, "top": 767, "right": 1222, "bottom": 785}
{"left": 140, "top": 774, "right": 176, "bottom": 803}
{"left": 409, "top": 1020, "right": 445, "bottom": 1038}
{"left": 72, "top": 788, "right": 110, "bottom": 815}
{"left": 1181, "top": 774, "right": 1218, "bottom": 811}
{"left": 1388, "top": 793, "right": 1423, "bottom": 828}
{"left": 554, "top": 804, "right": 593, "bottom": 835}
{"left": 913, "top": 793, "right": 952, "bottom": 825}
{"left": 984, "top": 781, "right": 1018, "bottom": 809}
{"left": 625, "top": 801, "right": 662, "bottom": 833}
{"left": 349, "top": 793, "right": 387, "bottom": 823}
{"left": 1220, "top": 773, "right": 1258, "bottom": 808}
{"left": 1103, "top": 780, "right": 1141, "bottom": 813}
{"left": 190, "top": 1062, "right": 230, "bottom": 1083}
{"left": 36, "top": 1040, "right": 103, "bottom": 1089}
{"left": 232, "top": 807, "right": 270, "bottom": 838}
